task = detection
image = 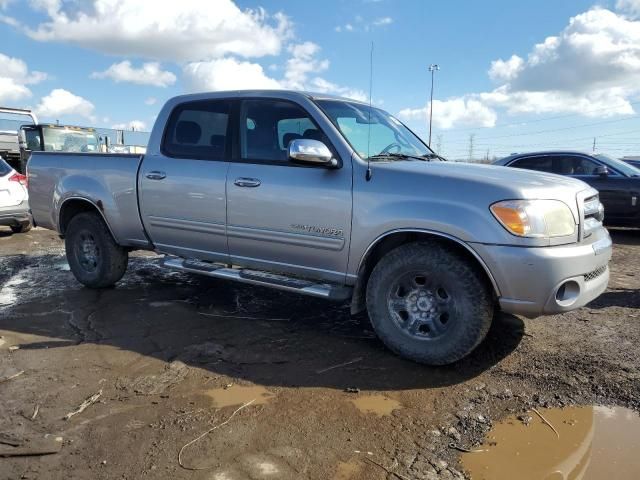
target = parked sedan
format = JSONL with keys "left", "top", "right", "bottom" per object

{"left": 624, "top": 158, "right": 640, "bottom": 169}
{"left": 0, "top": 158, "right": 31, "bottom": 233}
{"left": 495, "top": 151, "right": 640, "bottom": 227}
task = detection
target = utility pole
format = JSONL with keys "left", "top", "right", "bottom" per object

{"left": 593, "top": 137, "right": 596, "bottom": 152}
{"left": 468, "top": 134, "right": 475, "bottom": 162}
{"left": 428, "top": 64, "right": 440, "bottom": 147}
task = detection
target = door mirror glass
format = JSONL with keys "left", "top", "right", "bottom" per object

{"left": 595, "top": 165, "right": 609, "bottom": 176}
{"left": 288, "top": 139, "right": 338, "bottom": 167}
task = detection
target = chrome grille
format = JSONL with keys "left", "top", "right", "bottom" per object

{"left": 584, "top": 265, "right": 607, "bottom": 282}
{"left": 582, "top": 194, "right": 604, "bottom": 239}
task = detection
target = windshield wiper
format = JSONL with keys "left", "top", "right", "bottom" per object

{"left": 422, "top": 153, "right": 446, "bottom": 161}
{"left": 368, "top": 152, "right": 429, "bottom": 162}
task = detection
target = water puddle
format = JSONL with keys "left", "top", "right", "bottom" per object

{"left": 333, "top": 460, "right": 362, "bottom": 480}
{"left": 204, "top": 385, "right": 274, "bottom": 408}
{"left": 350, "top": 394, "right": 402, "bottom": 417}
{"left": 55, "top": 262, "right": 70, "bottom": 271}
{"left": 462, "top": 405, "right": 640, "bottom": 480}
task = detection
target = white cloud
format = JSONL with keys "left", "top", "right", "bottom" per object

{"left": 91, "top": 61, "right": 176, "bottom": 87}
{"left": 36, "top": 89, "right": 95, "bottom": 120}
{"left": 483, "top": 7, "right": 640, "bottom": 115}
{"left": 283, "top": 42, "right": 329, "bottom": 90}
{"left": 372, "top": 17, "right": 393, "bottom": 26}
{"left": 479, "top": 86, "right": 634, "bottom": 117}
{"left": 25, "top": 0, "right": 292, "bottom": 62}
{"left": 308, "top": 78, "right": 367, "bottom": 102}
{"left": 183, "top": 42, "right": 366, "bottom": 101}
{"left": 617, "top": 0, "right": 640, "bottom": 17}
{"left": 144, "top": 97, "right": 157, "bottom": 106}
{"left": 507, "top": 8, "right": 640, "bottom": 93}
{"left": 398, "top": 98, "right": 497, "bottom": 130}
{"left": 112, "top": 120, "right": 146, "bottom": 131}
{"left": 0, "top": 52, "right": 47, "bottom": 104}
{"left": 0, "top": 52, "right": 47, "bottom": 85}
{"left": 488, "top": 55, "right": 524, "bottom": 82}
{"left": 336, "top": 16, "right": 392, "bottom": 32}
{"left": 0, "top": 77, "right": 31, "bottom": 104}
{"left": 183, "top": 58, "right": 281, "bottom": 92}
{"left": 400, "top": 6, "right": 640, "bottom": 129}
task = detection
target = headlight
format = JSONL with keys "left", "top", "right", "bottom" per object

{"left": 490, "top": 199, "right": 576, "bottom": 238}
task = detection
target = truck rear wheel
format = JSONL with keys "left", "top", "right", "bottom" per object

{"left": 65, "top": 212, "right": 128, "bottom": 288}
{"left": 366, "top": 241, "right": 493, "bottom": 365}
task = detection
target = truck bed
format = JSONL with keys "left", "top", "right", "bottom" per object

{"left": 28, "top": 151, "right": 150, "bottom": 247}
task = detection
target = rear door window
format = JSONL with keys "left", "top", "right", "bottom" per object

{"left": 510, "top": 156, "right": 553, "bottom": 173}
{"left": 163, "top": 100, "right": 231, "bottom": 160}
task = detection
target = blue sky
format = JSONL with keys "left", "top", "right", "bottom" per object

{"left": 2, "top": 0, "right": 640, "bottom": 159}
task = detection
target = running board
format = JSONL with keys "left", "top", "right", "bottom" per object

{"left": 160, "top": 257, "right": 352, "bottom": 301}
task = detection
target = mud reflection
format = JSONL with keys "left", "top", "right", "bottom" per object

{"left": 350, "top": 394, "right": 402, "bottom": 417}
{"left": 204, "top": 384, "right": 274, "bottom": 408}
{"left": 462, "top": 405, "right": 640, "bottom": 480}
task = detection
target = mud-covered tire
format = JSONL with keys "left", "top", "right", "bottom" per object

{"left": 10, "top": 222, "right": 32, "bottom": 234}
{"left": 65, "top": 212, "right": 128, "bottom": 288}
{"left": 366, "top": 241, "right": 494, "bottom": 365}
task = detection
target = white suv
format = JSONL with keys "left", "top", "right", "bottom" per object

{"left": 0, "top": 158, "right": 31, "bottom": 233}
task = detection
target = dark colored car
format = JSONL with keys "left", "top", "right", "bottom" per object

{"left": 495, "top": 151, "right": 640, "bottom": 227}
{"left": 624, "top": 158, "right": 640, "bottom": 169}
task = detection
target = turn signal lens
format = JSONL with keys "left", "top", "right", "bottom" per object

{"left": 490, "top": 205, "right": 527, "bottom": 235}
{"left": 490, "top": 200, "right": 576, "bottom": 238}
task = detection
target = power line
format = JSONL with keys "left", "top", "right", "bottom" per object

{"left": 442, "top": 115, "right": 640, "bottom": 144}
{"left": 441, "top": 128, "right": 640, "bottom": 154}
{"left": 437, "top": 99, "right": 640, "bottom": 133}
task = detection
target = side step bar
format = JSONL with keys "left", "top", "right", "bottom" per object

{"left": 160, "top": 257, "right": 352, "bottom": 301}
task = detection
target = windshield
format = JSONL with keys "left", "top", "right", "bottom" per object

{"left": 595, "top": 154, "right": 640, "bottom": 177}
{"left": 315, "top": 99, "right": 435, "bottom": 160}
{"left": 41, "top": 127, "right": 100, "bottom": 153}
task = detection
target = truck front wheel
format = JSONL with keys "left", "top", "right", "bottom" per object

{"left": 366, "top": 241, "right": 494, "bottom": 365}
{"left": 65, "top": 212, "right": 128, "bottom": 288}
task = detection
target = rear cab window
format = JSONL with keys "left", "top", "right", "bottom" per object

{"left": 163, "top": 100, "right": 231, "bottom": 160}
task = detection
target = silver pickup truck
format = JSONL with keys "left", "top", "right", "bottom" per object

{"left": 28, "top": 90, "right": 612, "bottom": 365}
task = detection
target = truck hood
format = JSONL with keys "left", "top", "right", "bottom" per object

{"left": 363, "top": 159, "right": 598, "bottom": 247}
{"left": 375, "top": 160, "right": 592, "bottom": 200}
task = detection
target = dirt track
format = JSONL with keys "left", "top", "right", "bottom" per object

{"left": 0, "top": 228, "right": 638, "bottom": 480}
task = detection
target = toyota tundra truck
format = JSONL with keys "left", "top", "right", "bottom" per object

{"left": 27, "top": 90, "right": 612, "bottom": 365}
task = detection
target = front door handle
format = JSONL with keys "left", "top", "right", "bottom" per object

{"left": 146, "top": 171, "right": 166, "bottom": 180}
{"left": 234, "top": 177, "right": 261, "bottom": 188}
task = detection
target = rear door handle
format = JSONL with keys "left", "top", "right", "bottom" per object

{"left": 146, "top": 171, "right": 166, "bottom": 180}
{"left": 234, "top": 177, "right": 261, "bottom": 188}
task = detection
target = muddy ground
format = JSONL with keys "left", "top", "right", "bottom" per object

{"left": 0, "top": 228, "right": 638, "bottom": 480}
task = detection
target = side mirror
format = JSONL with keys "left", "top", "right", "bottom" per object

{"left": 288, "top": 139, "right": 339, "bottom": 168}
{"left": 595, "top": 165, "right": 609, "bottom": 177}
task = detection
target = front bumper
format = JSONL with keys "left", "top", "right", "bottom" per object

{"left": 470, "top": 230, "right": 612, "bottom": 318}
{"left": 0, "top": 200, "right": 31, "bottom": 227}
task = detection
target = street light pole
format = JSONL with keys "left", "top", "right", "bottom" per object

{"left": 428, "top": 64, "right": 439, "bottom": 147}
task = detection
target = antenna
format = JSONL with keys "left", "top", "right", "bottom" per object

{"left": 366, "top": 41, "right": 374, "bottom": 182}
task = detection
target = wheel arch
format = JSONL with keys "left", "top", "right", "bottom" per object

{"left": 350, "top": 229, "right": 500, "bottom": 315}
{"left": 58, "top": 197, "right": 116, "bottom": 240}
